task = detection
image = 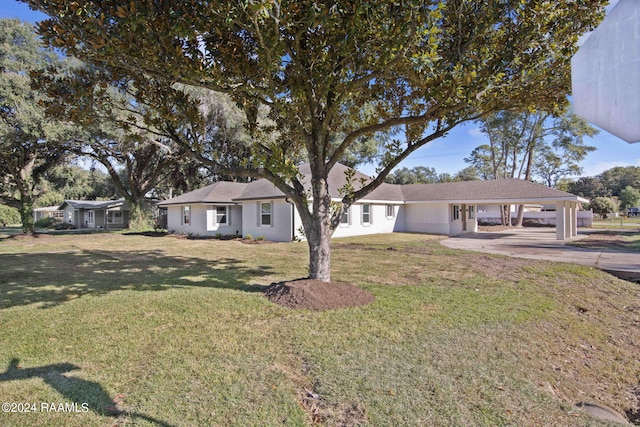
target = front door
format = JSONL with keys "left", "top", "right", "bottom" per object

{"left": 84, "top": 210, "right": 95, "bottom": 228}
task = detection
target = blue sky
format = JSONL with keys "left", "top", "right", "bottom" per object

{"left": 2, "top": 0, "right": 639, "bottom": 178}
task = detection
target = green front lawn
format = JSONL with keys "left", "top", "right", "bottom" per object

{"left": 1, "top": 233, "right": 638, "bottom": 426}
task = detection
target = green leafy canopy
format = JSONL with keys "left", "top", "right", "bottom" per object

{"left": 22, "top": 0, "right": 606, "bottom": 280}
{"left": 0, "top": 19, "right": 80, "bottom": 233}
{"left": 26, "top": 1, "right": 606, "bottom": 179}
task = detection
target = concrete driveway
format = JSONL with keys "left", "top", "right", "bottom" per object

{"left": 441, "top": 228, "right": 640, "bottom": 281}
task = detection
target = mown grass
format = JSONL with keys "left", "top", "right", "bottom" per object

{"left": 0, "top": 232, "right": 638, "bottom": 426}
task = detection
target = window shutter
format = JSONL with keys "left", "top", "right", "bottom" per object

{"left": 206, "top": 206, "right": 213, "bottom": 231}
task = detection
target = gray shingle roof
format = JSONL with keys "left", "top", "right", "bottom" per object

{"left": 157, "top": 182, "right": 247, "bottom": 206}
{"left": 366, "top": 183, "right": 405, "bottom": 201}
{"left": 234, "top": 163, "right": 406, "bottom": 201}
{"left": 234, "top": 178, "right": 285, "bottom": 200}
{"left": 401, "top": 178, "right": 584, "bottom": 203}
{"left": 59, "top": 199, "right": 127, "bottom": 210}
{"left": 158, "top": 165, "right": 585, "bottom": 205}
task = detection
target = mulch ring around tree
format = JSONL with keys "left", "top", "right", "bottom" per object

{"left": 264, "top": 279, "right": 375, "bottom": 311}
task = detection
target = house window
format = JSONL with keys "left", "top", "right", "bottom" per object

{"left": 182, "top": 206, "right": 191, "bottom": 225}
{"left": 386, "top": 204, "right": 395, "bottom": 218}
{"left": 108, "top": 211, "right": 123, "bottom": 224}
{"left": 362, "top": 204, "right": 371, "bottom": 225}
{"left": 260, "top": 202, "right": 272, "bottom": 226}
{"left": 216, "top": 206, "right": 228, "bottom": 225}
{"left": 452, "top": 205, "right": 460, "bottom": 222}
{"left": 340, "top": 206, "right": 350, "bottom": 225}
{"left": 468, "top": 205, "right": 475, "bottom": 220}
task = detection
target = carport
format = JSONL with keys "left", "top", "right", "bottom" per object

{"left": 400, "top": 178, "right": 589, "bottom": 241}
{"left": 473, "top": 197, "right": 587, "bottom": 241}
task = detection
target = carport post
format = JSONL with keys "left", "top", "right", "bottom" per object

{"left": 556, "top": 202, "right": 566, "bottom": 240}
{"left": 571, "top": 203, "right": 578, "bottom": 238}
{"left": 565, "top": 201, "right": 573, "bottom": 239}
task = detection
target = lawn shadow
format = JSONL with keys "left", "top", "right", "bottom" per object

{"left": 0, "top": 358, "right": 174, "bottom": 426}
{"left": 0, "top": 249, "right": 271, "bottom": 310}
{"left": 626, "top": 382, "right": 640, "bottom": 424}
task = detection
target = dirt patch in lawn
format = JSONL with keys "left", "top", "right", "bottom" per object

{"left": 571, "top": 229, "right": 640, "bottom": 251}
{"left": 264, "top": 279, "right": 375, "bottom": 310}
{"left": 239, "top": 238, "right": 276, "bottom": 245}
{"left": 7, "top": 232, "right": 50, "bottom": 240}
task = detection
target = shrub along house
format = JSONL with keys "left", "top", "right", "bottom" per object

{"left": 158, "top": 163, "right": 588, "bottom": 241}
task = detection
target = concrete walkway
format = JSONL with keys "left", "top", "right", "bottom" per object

{"left": 441, "top": 228, "right": 640, "bottom": 281}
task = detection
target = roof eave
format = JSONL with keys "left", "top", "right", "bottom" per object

{"left": 405, "top": 196, "right": 586, "bottom": 205}
{"left": 157, "top": 201, "right": 239, "bottom": 206}
{"left": 233, "top": 196, "right": 288, "bottom": 202}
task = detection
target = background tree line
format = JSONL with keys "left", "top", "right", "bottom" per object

{"left": 564, "top": 166, "right": 640, "bottom": 218}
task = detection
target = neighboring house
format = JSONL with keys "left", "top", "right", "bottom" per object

{"left": 158, "top": 164, "right": 588, "bottom": 241}
{"left": 58, "top": 199, "right": 129, "bottom": 229}
{"left": 33, "top": 206, "right": 64, "bottom": 222}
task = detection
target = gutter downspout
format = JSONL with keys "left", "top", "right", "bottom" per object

{"left": 285, "top": 198, "right": 295, "bottom": 242}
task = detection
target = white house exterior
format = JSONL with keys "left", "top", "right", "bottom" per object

{"left": 333, "top": 203, "right": 402, "bottom": 238}
{"left": 158, "top": 164, "right": 588, "bottom": 242}
{"left": 402, "top": 202, "right": 471, "bottom": 235}
{"left": 33, "top": 206, "right": 64, "bottom": 222}
{"left": 158, "top": 182, "right": 246, "bottom": 237}
{"left": 163, "top": 204, "right": 244, "bottom": 236}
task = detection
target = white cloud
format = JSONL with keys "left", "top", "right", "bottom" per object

{"left": 581, "top": 157, "right": 640, "bottom": 177}
{"left": 467, "top": 127, "right": 484, "bottom": 138}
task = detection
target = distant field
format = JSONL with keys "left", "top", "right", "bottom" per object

{"left": 1, "top": 232, "right": 638, "bottom": 426}
{"left": 592, "top": 217, "right": 640, "bottom": 229}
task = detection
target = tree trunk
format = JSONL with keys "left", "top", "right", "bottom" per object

{"left": 500, "top": 204, "right": 509, "bottom": 226}
{"left": 293, "top": 167, "right": 334, "bottom": 283}
{"left": 514, "top": 204, "right": 525, "bottom": 227}
{"left": 306, "top": 221, "right": 333, "bottom": 282}
{"left": 126, "top": 200, "right": 149, "bottom": 231}
{"left": 14, "top": 173, "right": 35, "bottom": 235}
{"left": 18, "top": 200, "right": 35, "bottom": 235}
{"left": 11, "top": 157, "right": 37, "bottom": 234}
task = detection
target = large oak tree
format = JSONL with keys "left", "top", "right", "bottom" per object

{"left": 24, "top": 1, "right": 605, "bottom": 281}
{"left": 0, "top": 19, "right": 77, "bottom": 233}
{"left": 38, "top": 65, "right": 266, "bottom": 227}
